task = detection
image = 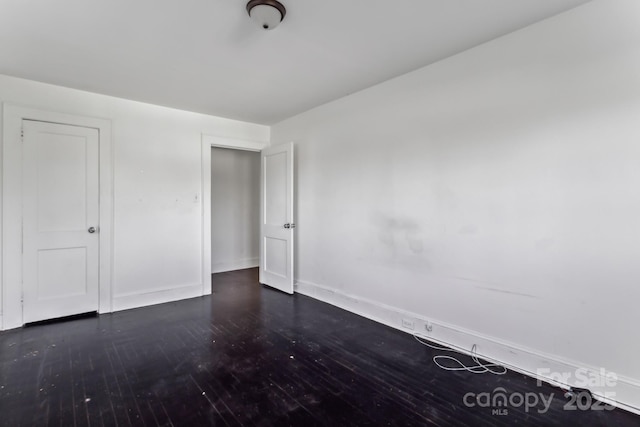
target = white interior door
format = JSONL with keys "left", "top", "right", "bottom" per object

{"left": 22, "top": 120, "right": 100, "bottom": 323}
{"left": 260, "top": 142, "right": 294, "bottom": 294}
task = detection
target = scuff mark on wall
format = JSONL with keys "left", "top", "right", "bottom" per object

{"left": 458, "top": 224, "right": 478, "bottom": 235}
{"left": 453, "top": 276, "right": 540, "bottom": 299}
{"left": 475, "top": 286, "right": 540, "bottom": 299}
{"left": 370, "top": 212, "right": 426, "bottom": 255}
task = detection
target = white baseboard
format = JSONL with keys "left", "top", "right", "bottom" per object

{"left": 211, "top": 257, "right": 259, "bottom": 274}
{"left": 112, "top": 283, "right": 204, "bottom": 312}
{"left": 295, "top": 279, "right": 640, "bottom": 415}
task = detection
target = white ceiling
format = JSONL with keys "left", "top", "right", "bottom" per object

{"left": 0, "top": 0, "right": 590, "bottom": 125}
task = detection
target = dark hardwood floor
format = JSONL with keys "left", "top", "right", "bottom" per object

{"left": 0, "top": 268, "right": 637, "bottom": 426}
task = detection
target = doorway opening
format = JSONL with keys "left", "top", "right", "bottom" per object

{"left": 210, "top": 147, "right": 261, "bottom": 274}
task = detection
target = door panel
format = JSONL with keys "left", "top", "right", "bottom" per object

{"left": 260, "top": 143, "right": 294, "bottom": 294}
{"left": 22, "top": 120, "right": 100, "bottom": 323}
{"left": 265, "top": 237, "right": 288, "bottom": 278}
{"left": 265, "top": 151, "right": 287, "bottom": 223}
{"left": 37, "top": 134, "right": 88, "bottom": 231}
{"left": 37, "top": 247, "right": 87, "bottom": 300}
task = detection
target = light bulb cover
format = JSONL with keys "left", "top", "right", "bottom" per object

{"left": 246, "top": 0, "right": 286, "bottom": 30}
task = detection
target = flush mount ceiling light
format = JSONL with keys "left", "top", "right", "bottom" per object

{"left": 246, "top": 0, "right": 286, "bottom": 31}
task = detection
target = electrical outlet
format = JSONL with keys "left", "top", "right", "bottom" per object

{"left": 401, "top": 318, "right": 415, "bottom": 330}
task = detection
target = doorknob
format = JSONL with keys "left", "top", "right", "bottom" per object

{"left": 88, "top": 227, "right": 97, "bottom": 233}
{"left": 283, "top": 223, "right": 296, "bottom": 229}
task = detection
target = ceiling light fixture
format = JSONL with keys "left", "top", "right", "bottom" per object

{"left": 246, "top": 0, "right": 286, "bottom": 31}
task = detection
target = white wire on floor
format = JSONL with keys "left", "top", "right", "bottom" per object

{"left": 413, "top": 334, "right": 507, "bottom": 375}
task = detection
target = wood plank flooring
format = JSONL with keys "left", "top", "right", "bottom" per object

{"left": 0, "top": 268, "right": 637, "bottom": 426}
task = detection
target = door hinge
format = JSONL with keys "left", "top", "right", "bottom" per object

{"left": 20, "top": 127, "right": 24, "bottom": 142}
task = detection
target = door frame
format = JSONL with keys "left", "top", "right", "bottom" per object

{"left": 1, "top": 104, "right": 113, "bottom": 330}
{"left": 200, "top": 134, "right": 268, "bottom": 295}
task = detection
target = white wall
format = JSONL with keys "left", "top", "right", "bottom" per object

{"left": 211, "top": 147, "right": 260, "bottom": 273}
{"left": 272, "top": 0, "right": 640, "bottom": 411}
{"left": 0, "top": 74, "right": 268, "bottom": 319}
